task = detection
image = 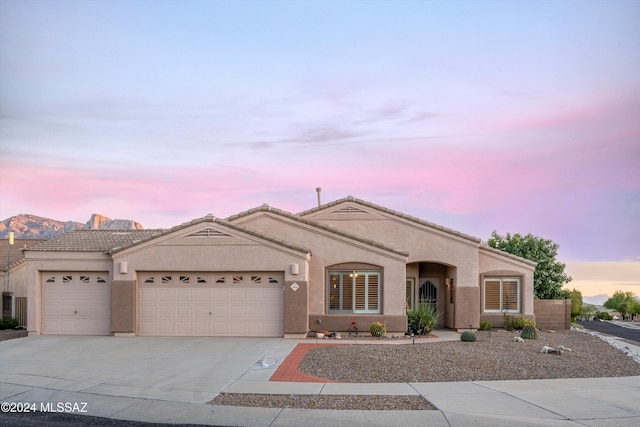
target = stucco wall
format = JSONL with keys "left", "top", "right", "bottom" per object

{"left": 478, "top": 248, "right": 536, "bottom": 319}
{"left": 534, "top": 299, "right": 570, "bottom": 330}
{"left": 232, "top": 213, "right": 408, "bottom": 331}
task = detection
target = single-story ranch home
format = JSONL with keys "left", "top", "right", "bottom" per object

{"left": 13, "top": 196, "right": 538, "bottom": 337}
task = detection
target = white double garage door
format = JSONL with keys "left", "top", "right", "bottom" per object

{"left": 41, "top": 271, "right": 284, "bottom": 337}
{"left": 138, "top": 272, "right": 284, "bottom": 337}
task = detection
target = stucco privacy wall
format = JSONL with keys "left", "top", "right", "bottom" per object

{"left": 24, "top": 251, "right": 112, "bottom": 335}
{"left": 111, "top": 219, "right": 311, "bottom": 336}
{"left": 534, "top": 299, "right": 571, "bottom": 330}
{"left": 229, "top": 208, "right": 409, "bottom": 333}
{"left": 478, "top": 246, "right": 537, "bottom": 327}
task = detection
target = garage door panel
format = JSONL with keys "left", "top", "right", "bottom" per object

{"left": 212, "top": 305, "right": 228, "bottom": 318}
{"left": 194, "top": 305, "right": 211, "bottom": 318}
{"left": 158, "top": 289, "right": 175, "bottom": 301}
{"left": 176, "top": 306, "right": 193, "bottom": 318}
{"left": 176, "top": 290, "right": 193, "bottom": 302}
{"left": 157, "top": 306, "right": 174, "bottom": 318}
{"left": 195, "top": 289, "right": 213, "bottom": 302}
{"left": 139, "top": 272, "right": 283, "bottom": 337}
{"left": 141, "top": 288, "right": 159, "bottom": 301}
{"left": 213, "top": 289, "right": 227, "bottom": 301}
{"left": 41, "top": 273, "right": 110, "bottom": 335}
{"left": 230, "top": 289, "right": 247, "bottom": 302}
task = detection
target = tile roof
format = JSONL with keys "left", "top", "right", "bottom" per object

{"left": 227, "top": 204, "right": 410, "bottom": 258}
{"left": 26, "top": 230, "right": 162, "bottom": 253}
{"left": 0, "top": 239, "right": 48, "bottom": 269}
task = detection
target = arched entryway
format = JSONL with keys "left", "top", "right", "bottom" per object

{"left": 406, "top": 261, "right": 457, "bottom": 329}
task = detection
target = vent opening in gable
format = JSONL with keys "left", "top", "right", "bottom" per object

{"left": 189, "top": 228, "right": 231, "bottom": 237}
{"left": 331, "top": 206, "right": 369, "bottom": 214}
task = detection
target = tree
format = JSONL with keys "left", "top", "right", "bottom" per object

{"left": 486, "top": 231, "right": 572, "bottom": 299}
{"left": 580, "top": 303, "right": 597, "bottom": 321}
{"left": 604, "top": 291, "right": 638, "bottom": 321}
{"left": 570, "top": 288, "right": 583, "bottom": 322}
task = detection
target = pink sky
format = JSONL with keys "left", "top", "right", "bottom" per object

{"left": 1, "top": 1, "right": 639, "bottom": 281}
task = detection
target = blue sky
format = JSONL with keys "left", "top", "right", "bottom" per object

{"left": 1, "top": 0, "right": 639, "bottom": 278}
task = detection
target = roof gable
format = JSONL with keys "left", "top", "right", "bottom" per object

{"left": 228, "top": 204, "right": 409, "bottom": 258}
{"left": 299, "top": 196, "right": 481, "bottom": 244}
{"left": 110, "top": 214, "right": 310, "bottom": 255}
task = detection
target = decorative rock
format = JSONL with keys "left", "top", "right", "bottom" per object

{"left": 558, "top": 345, "right": 572, "bottom": 352}
{"left": 316, "top": 333, "right": 324, "bottom": 339}
{"left": 541, "top": 345, "right": 564, "bottom": 355}
{"left": 512, "top": 336, "right": 524, "bottom": 343}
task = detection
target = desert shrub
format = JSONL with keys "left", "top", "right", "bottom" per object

{"left": 520, "top": 324, "right": 537, "bottom": 340}
{"left": 503, "top": 313, "right": 519, "bottom": 331}
{"left": 369, "top": 322, "right": 386, "bottom": 337}
{"left": 479, "top": 321, "right": 492, "bottom": 331}
{"left": 407, "top": 304, "right": 440, "bottom": 335}
{"left": 503, "top": 313, "right": 535, "bottom": 330}
{"left": 460, "top": 331, "right": 477, "bottom": 342}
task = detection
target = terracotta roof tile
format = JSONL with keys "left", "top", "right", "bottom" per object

{"left": 26, "top": 230, "right": 162, "bottom": 253}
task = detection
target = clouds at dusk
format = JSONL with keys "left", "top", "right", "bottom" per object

{"left": 1, "top": 0, "right": 639, "bottom": 267}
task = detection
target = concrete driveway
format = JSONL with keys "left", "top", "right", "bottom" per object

{"left": 2, "top": 334, "right": 640, "bottom": 427}
{"left": 0, "top": 335, "right": 298, "bottom": 422}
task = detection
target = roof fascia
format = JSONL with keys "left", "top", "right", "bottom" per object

{"left": 110, "top": 214, "right": 310, "bottom": 256}
{"left": 228, "top": 205, "right": 409, "bottom": 259}
{"left": 298, "top": 196, "right": 481, "bottom": 245}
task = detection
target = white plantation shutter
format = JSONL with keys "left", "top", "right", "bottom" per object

{"left": 484, "top": 278, "right": 520, "bottom": 312}
{"left": 327, "top": 271, "right": 380, "bottom": 314}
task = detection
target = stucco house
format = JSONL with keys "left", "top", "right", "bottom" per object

{"left": 19, "top": 196, "right": 536, "bottom": 337}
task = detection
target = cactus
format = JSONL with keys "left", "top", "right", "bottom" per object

{"left": 369, "top": 322, "right": 386, "bottom": 337}
{"left": 521, "top": 324, "right": 537, "bottom": 340}
{"left": 460, "top": 331, "right": 477, "bottom": 342}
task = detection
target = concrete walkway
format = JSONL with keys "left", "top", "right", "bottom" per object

{"left": 1, "top": 331, "right": 639, "bottom": 427}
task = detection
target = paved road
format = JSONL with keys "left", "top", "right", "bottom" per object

{"left": 578, "top": 320, "right": 640, "bottom": 344}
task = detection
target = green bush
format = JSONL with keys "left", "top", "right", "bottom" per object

{"left": 0, "top": 318, "right": 19, "bottom": 330}
{"left": 521, "top": 324, "right": 537, "bottom": 340}
{"left": 503, "top": 313, "right": 536, "bottom": 331}
{"left": 407, "top": 304, "right": 440, "bottom": 335}
{"left": 460, "top": 331, "right": 477, "bottom": 342}
{"left": 369, "top": 322, "right": 386, "bottom": 337}
{"left": 596, "top": 311, "right": 613, "bottom": 320}
{"left": 479, "top": 321, "right": 492, "bottom": 330}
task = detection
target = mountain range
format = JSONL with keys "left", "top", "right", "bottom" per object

{"left": 0, "top": 213, "right": 144, "bottom": 239}
{"left": 583, "top": 294, "right": 610, "bottom": 306}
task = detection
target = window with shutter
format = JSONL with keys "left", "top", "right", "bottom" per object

{"left": 484, "top": 277, "right": 520, "bottom": 313}
{"left": 327, "top": 270, "right": 380, "bottom": 314}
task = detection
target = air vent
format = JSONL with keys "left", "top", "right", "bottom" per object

{"left": 331, "top": 206, "right": 369, "bottom": 214}
{"left": 189, "top": 228, "right": 231, "bottom": 237}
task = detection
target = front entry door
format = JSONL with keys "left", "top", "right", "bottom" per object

{"left": 418, "top": 278, "right": 439, "bottom": 313}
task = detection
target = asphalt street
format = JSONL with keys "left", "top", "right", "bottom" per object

{"left": 578, "top": 320, "right": 640, "bottom": 344}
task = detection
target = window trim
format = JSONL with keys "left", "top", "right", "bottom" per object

{"left": 327, "top": 270, "right": 381, "bottom": 314}
{"left": 483, "top": 277, "right": 520, "bottom": 313}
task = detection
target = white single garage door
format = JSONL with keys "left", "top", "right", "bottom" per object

{"left": 138, "top": 272, "right": 284, "bottom": 337}
{"left": 41, "top": 272, "right": 111, "bottom": 335}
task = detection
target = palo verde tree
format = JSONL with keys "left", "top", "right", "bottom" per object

{"left": 486, "top": 231, "right": 572, "bottom": 299}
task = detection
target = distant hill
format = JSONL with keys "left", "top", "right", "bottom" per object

{"left": 0, "top": 213, "right": 144, "bottom": 239}
{"left": 583, "top": 294, "right": 609, "bottom": 306}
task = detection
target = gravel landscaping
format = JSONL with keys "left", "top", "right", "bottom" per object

{"left": 212, "top": 328, "right": 640, "bottom": 410}
{"left": 299, "top": 329, "right": 640, "bottom": 383}
{"left": 0, "top": 329, "right": 28, "bottom": 341}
